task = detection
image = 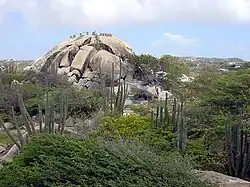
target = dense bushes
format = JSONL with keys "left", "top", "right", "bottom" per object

{"left": 52, "top": 88, "right": 102, "bottom": 118}
{"left": 0, "top": 135, "right": 214, "bottom": 187}
{"left": 91, "top": 115, "right": 175, "bottom": 151}
{"left": 181, "top": 68, "right": 250, "bottom": 176}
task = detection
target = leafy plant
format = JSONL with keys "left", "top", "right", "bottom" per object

{"left": 128, "top": 54, "right": 160, "bottom": 79}
{"left": 0, "top": 135, "right": 215, "bottom": 187}
{"left": 91, "top": 115, "right": 175, "bottom": 151}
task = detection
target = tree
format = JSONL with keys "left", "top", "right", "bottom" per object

{"left": 199, "top": 69, "right": 250, "bottom": 114}
{"left": 128, "top": 54, "right": 159, "bottom": 79}
{"left": 159, "top": 55, "right": 190, "bottom": 91}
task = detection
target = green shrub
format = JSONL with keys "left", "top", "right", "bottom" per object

{"left": 52, "top": 88, "right": 102, "bottom": 118}
{"left": 0, "top": 72, "right": 26, "bottom": 85}
{"left": 0, "top": 135, "right": 215, "bottom": 187}
{"left": 91, "top": 115, "right": 175, "bottom": 151}
{"left": 131, "top": 104, "right": 153, "bottom": 116}
{"left": 186, "top": 138, "right": 226, "bottom": 173}
{"left": 19, "top": 83, "right": 46, "bottom": 116}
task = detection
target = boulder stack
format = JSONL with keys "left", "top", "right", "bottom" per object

{"left": 25, "top": 33, "right": 133, "bottom": 89}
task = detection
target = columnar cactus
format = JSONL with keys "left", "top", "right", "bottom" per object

{"left": 154, "top": 94, "right": 187, "bottom": 153}
{"left": 99, "top": 57, "right": 128, "bottom": 117}
{"left": 225, "top": 108, "right": 250, "bottom": 179}
{"left": 155, "top": 92, "right": 170, "bottom": 129}
{"left": 0, "top": 78, "right": 68, "bottom": 152}
{"left": 17, "top": 91, "right": 35, "bottom": 135}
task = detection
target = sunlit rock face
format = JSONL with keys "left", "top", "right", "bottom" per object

{"left": 25, "top": 32, "right": 133, "bottom": 89}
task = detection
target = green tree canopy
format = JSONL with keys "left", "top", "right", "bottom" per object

{"left": 159, "top": 55, "right": 190, "bottom": 90}
{"left": 128, "top": 54, "right": 159, "bottom": 79}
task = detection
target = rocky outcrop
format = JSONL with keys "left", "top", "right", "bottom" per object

{"left": 24, "top": 33, "right": 133, "bottom": 89}
{"left": 90, "top": 50, "right": 127, "bottom": 83}
{"left": 71, "top": 46, "right": 97, "bottom": 74}
{"left": 194, "top": 170, "right": 250, "bottom": 187}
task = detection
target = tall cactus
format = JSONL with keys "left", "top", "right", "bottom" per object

{"left": 0, "top": 118, "right": 22, "bottom": 151}
{"left": 163, "top": 92, "right": 169, "bottom": 129}
{"left": 0, "top": 77, "right": 69, "bottom": 153}
{"left": 176, "top": 96, "right": 187, "bottom": 153}
{"left": 155, "top": 92, "right": 170, "bottom": 129}
{"left": 17, "top": 91, "right": 34, "bottom": 135}
{"left": 110, "top": 62, "right": 115, "bottom": 113}
{"left": 99, "top": 57, "right": 128, "bottom": 117}
{"left": 225, "top": 108, "right": 250, "bottom": 179}
{"left": 154, "top": 94, "right": 186, "bottom": 152}
{"left": 38, "top": 103, "right": 43, "bottom": 133}
{"left": 172, "top": 98, "right": 177, "bottom": 132}
{"left": 11, "top": 106, "right": 25, "bottom": 149}
{"left": 44, "top": 78, "right": 50, "bottom": 133}
{"left": 61, "top": 90, "right": 68, "bottom": 134}
{"left": 156, "top": 105, "right": 160, "bottom": 128}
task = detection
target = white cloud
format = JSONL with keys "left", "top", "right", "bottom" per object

{"left": 0, "top": 0, "right": 250, "bottom": 27}
{"left": 163, "top": 33, "right": 198, "bottom": 44}
{"left": 152, "top": 32, "right": 198, "bottom": 46}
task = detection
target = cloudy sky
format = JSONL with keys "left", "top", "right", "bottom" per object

{"left": 0, "top": 0, "right": 250, "bottom": 60}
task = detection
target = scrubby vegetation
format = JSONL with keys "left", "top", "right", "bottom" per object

{"left": 91, "top": 115, "right": 174, "bottom": 151}
{"left": 0, "top": 53, "right": 250, "bottom": 186}
{"left": 0, "top": 135, "right": 214, "bottom": 187}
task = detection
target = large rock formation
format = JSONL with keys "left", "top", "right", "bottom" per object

{"left": 25, "top": 33, "right": 133, "bottom": 89}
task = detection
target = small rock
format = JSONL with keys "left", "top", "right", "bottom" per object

{"left": 67, "top": 72, "right": 74, "bottom": 77}
{"left": 86, "top": 81, "right": 100, "bottom": 90}
{"left": 82, "top": 69, "right": 96, "bottom": 80}
{"left": 0, "top": 122, "right": 14, "bottom": 131}
{"left": 124, "top": 98, "right": 133, "bottom": 106}
{"left": 68, "top": 75, "right": 77, "bottom": 84}
{"left": 78, "top": 78, "right": 87, "bottom": 86}
{"left": 57, "top": 67, "right": 71, "bottom": 75}
{"left": 75, "top": 118, "right": 84, "bottom": 125}
{"left": 65, "top": 117, "right": 75, "bottom": 127}
{"left": 71, "top": 69, "right": 81, "bottom": 78}
{"left": 146, "top": 85, "right": 160, "bottom": 96}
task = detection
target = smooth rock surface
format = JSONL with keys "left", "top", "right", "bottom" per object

{"left": 71, "top": 46, "right": 97, "bottom": 73}
{"left": 25, "top": 34, "right": 133, "bottom": 89}
{"left": 194, "top": 170, "right": 250, "bottom": 187}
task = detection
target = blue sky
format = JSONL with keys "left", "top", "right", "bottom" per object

{"left": 0, "top": 0, "right": 250, "bottom": 60}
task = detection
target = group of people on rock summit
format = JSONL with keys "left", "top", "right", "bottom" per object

{"left": 70, "top": 32, "right": 112, "bottom": 38}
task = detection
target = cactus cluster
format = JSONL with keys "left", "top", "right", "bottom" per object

{"left": 152, "top": 94, "right": 187, "bottom": 152}
{"left": 225, "top": 110, "right": 250, "bottom": 178}
{"left": 94, "top": 32, "right": 128, "bottom": 117}
{"left": 98, "top": 59, "right": 128, "bottom": 117}
{"left": 99, "top": 60, "right": 128, "bottom": 117}
{"left": 43, "top": 80, "right": 68, "bottom": 134}
{"left": 153, "top": 92, "right": 170, "bottom": 129}
{"left": 0, "top": 78, "right": 68, "bottom": 151}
